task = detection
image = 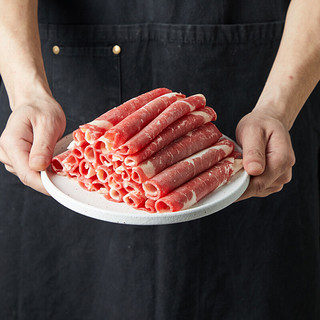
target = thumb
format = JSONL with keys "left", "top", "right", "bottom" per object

{"left": 240, "top": 128, "right": 267, "bottom": 176}
{"left": 29, "top": 125, "right": 59, "bottom": 171}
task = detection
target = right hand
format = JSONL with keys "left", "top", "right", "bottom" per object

{"left": 235, "top": 108, "right": 295, "bottom": 200}
{"left": 0, "top": 95, "right": 66, "bottom": 194}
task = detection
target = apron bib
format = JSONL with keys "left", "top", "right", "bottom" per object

{"left": 0, "top": 1, "right": 319, "bottom": 319}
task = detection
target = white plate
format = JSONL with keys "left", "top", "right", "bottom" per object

{"left": 41, "top": 134, "right": 249, "bottom": 225}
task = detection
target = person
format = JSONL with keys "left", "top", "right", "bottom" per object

{"left": 0, "top": 0, "right": 319, "bottom": 319}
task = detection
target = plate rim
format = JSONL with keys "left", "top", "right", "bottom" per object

{"left": 41, "top": 133, "right": 250, "bottom": 225}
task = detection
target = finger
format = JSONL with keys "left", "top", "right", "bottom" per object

{"left": 238, "top": 185, "right": 284, "bottom": 201}
{"left": 238, "top": 166, "right": 293, "bottom": 201}
{"left": 2, "top": 124, "right": 49, "bottom": 195}
{"left": 239, "top": 169, "right": 280, "bottom": 200}
{"left": 4, "top": 164, "right": 16, "bottom": 175}
{"left": 11, "top": 146, "right": 49, "bottom": 195}
{"left": 29, "top": 122, "right": 60, "bottom": 171}
{"left": 238, "top": 180, "right": 284, "bottom": 200}
{"left": 273, "top": 169, "right": 292, "bottom": 186}
{"left": 0, "top": 142, "right": 11, "bottom": 166}
{"left": 237, "top": 175, "right": 265, "bottom": 200}
{"left": 259, "top": 169, "right": 292, "bottom": 196}
{"left": 240, "top": 126, "right": 266, "bottom": 176}
{"left": 11, "top": 149, "right": 49, "bottom": 194}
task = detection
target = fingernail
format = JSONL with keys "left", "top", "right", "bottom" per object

{"left": 247, "top": 162, "right": 263, "bottom": 174}
{"left": 30, "top": 156, "right": 48, "bottom": 168}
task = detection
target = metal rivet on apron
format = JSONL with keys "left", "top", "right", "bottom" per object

{"left": 112, "top": 45, "right": 121, "bottom": 55}
{"left": 52, "top": 45, "right": 60, "bottom": 55}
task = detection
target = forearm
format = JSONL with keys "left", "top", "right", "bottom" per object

{"left": 254, "top": 0, "right": 320, "bottom": 130}
{"left": 0, "top": 0, "right": 51, "bottom": 110}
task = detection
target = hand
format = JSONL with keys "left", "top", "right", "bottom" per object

{"left": 236, "top": 109, "right": 296, "bottom": 200}
{"left": 0, "top": 96, "right": 66, "bottom": 194}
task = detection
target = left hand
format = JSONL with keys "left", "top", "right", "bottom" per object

{"left": 236, "top": 109, "right": 296, "bottom": 200}
{"left": 0, "top": 95, "right": 66, "bottom": 195}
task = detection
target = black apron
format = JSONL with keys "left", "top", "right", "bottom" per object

{"left": 1, "top": 1, "right": 319, "bottom": 319}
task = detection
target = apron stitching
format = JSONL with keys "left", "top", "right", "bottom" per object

{"left": 39, "top": 22, "right": 285, "bottom": 45}
{"left": 115, "top": 38, "right": 283, "bottom": 46}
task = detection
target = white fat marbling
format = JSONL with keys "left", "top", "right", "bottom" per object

{"left": 88, "top": 119, "right": 113, "bottom": 130}
{"left": 182, "top": 190, "right": 197, "bottom": 210}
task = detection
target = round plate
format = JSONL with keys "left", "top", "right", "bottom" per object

{"left": 41, "top": 134, "right": 249, "bottom": 225}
